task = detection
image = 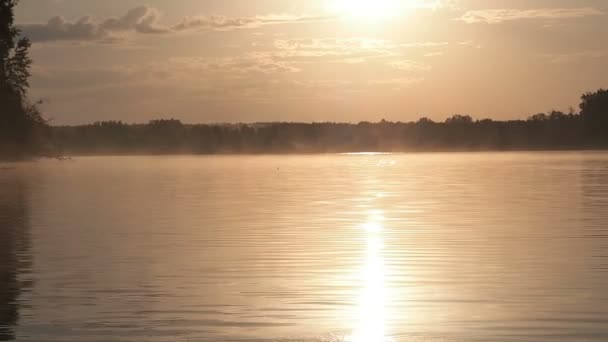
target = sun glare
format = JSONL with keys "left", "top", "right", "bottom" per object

{"left": 349, "top": 213, "right": 390, "bottom": 342}
{"left": 326, "top": 0, "right": 404, "bottom": 20}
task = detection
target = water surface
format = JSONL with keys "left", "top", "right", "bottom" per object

{"left": 1, "top": 153, "right": 607, "bottom": 341}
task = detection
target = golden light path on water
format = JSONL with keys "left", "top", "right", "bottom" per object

{"left": 348, "top": 210, "right": 392, "bottom": 342}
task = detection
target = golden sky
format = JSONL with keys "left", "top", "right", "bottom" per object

{"left": 16, "top": 0, "right": 608, "bottom": 124}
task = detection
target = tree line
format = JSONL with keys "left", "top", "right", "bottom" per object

{"left": 52, "top": 90, "right": 608, "bottom": 155}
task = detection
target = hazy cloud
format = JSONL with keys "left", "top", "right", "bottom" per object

{"left": 20, "top": 16, "right": 101, "bottom": 42}
{"left": 542, "top": 50, "right": 607, "bottom": 64}
{"left": 172, "top": 14, "right": 333, "bottom": 31}
{"left": 424, "top": 51, "right": 445, "bottom": 57}
{"left": 100, "top": 6, "right": 169, "bottom": 34}
{"left": 459, "top": 7, "right": 603, "bottom": 24}
{"left": 19, "top": 6, "right": 333, "bottom": 43}
{"left": 20, "top": 5, "right": 170, "bottom": 42}
{"left": 368, "top": 77, "right": 425, "bottom": 88}
{"left": 270, "top": 38, "right": 448, "bottom": 66}
{"left": 389, "top": 60, "right": 432, "bottom": 71}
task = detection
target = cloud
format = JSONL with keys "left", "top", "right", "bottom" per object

{"left": 408, "top": 0, "right": 460, "bottom": 11}
{"left": 457, "top": 40, "right": 482, "bottom": 49}
{"left": 19, "top": 6, "right": 334, "bottom": 43}
{"left": 389, "top": 60, "right": 432, "bottom": 71}
{"left": 31, "top": 49, "right": 428, "bottom": 108}
{"left": 20, "top": 5, "right": 169, "bottom": 42}
{"left": 172, "top": 16, "right": 257, "bottom": 31}
{"left": 20, "top": 16, "right": 101, "bottom": 42}
{"left": 273, "top": 38, "right": 396, "bottom": 60}
{"left": 32, "top": 54, "right": 301, "bottom": 92}
{"left": 542, "top": 50, "right": 607, "bottom": 64}
{"left": 368, "top": 77, "right": 425, "bottom": 88}
{"left": 459, "top": 7, "right": 603, "bottom": 24}
{"left": 186, "top": 56, "right": 301, "bottom": 74}
{"left": 172, "top": 14, "right": 333, "bottom": 31}
{"left": 30, "top": 60, "right": 309, "bottom": 108}
{"left": 174, "top": 38, "right": 438, "bottom": 75}
{"left": 100, "top": 6, "right": 169, "bottom": 34}
{"left": 269, "top": 38, "right": 448, "bottom": 66}
{"left": 276, "top": 38, "right": 393, "bottom": 50}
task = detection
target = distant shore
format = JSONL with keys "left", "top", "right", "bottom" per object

{"left": 47, "top": 114, "right": 608, "bottom": 156}
{"left": 4, "top": 89, "right": 608, "bottom": 160}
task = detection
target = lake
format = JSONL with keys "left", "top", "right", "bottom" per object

{"left": 1, "top": 152, "right": 608, "bottom": 342}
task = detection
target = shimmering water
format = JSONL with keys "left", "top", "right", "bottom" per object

{"left": 1, "top": 153, "right": 608, "bottom": 342}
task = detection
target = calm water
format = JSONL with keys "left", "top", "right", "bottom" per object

{"left": 1, "top": 153, "right": 608, "bottom": 342}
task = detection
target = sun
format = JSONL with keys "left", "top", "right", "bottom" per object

{"left": 326, "top": 0, "right": 405, "bottom": 20}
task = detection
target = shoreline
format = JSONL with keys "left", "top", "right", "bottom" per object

{"left": 3, "top": 148, "right": 607, "bottom": 161}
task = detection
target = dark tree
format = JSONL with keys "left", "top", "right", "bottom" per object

{"left": 580, "top": 89, "right": 608, "bottom": 143}
{"left": 445, "top": 114, "right": 473, "bottom": 124}
{"left": 529, "top": 113, "right": 549, "bottom": 122}
{"left": 0, "top": 0, "right": 46, "bottom": 159}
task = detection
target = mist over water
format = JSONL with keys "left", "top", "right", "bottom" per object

{"left": 1, "top": 152, "right": 608, "bottom": 342}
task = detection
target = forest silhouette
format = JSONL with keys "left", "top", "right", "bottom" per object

{"left": 50, "top": 93, "right": 608, "bottom": 155}
{"left": 2, "top": 1, "right": 608, "bottom": 157}
{"left": 0, "top": 0, "right": 48, "bottom": 159}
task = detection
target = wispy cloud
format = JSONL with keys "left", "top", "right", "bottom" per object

{"left": 19, "top": 6, "right": 334, "bottom": 43}
{"left": 272, "top": 38, "right": 398, "bottom": 62}
{"left": 172, "top": 14, "right": 333, "bottom": 31}
{"left": 459, "top": 7, "right": 603, "bottom": 24}
{"left": 424, "top": 51, "right": 445, "bottom": 57}
{"left": 541, "top": 50, "right": 607, "bottom": 63}
{"left": 389, "top": 60, "right": 432, "bottom": 72}
{"left": 368, "top": 77, "right": 425, "bottom": 89}
{"left": 270, "top": 38, "right": 448, "bottom": 65}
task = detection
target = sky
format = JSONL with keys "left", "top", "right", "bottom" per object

{"left": 14, "top": 0, "right": 608, "bottom": 124}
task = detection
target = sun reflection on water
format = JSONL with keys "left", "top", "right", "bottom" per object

{"left": 349, "top": 212, "right": 392, "bottom": 342}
